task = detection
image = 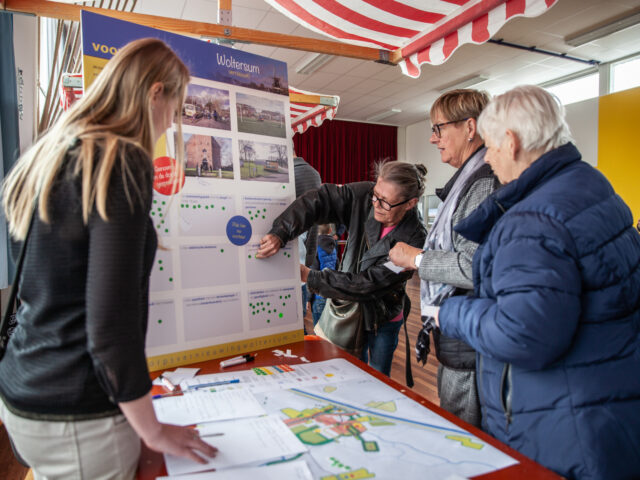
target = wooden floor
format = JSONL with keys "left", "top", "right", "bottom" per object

{"left": 0, "top": 275, "right": 438, "bottom": 478}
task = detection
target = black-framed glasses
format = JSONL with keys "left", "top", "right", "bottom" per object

{"left": 431, "top": 117, "right": 470, "bottom": 138}
{"left": 371, "top": 191, "right": 412, "bottom": 211}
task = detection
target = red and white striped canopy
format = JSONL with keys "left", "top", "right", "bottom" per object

{"left": 289, "top": 86, "right": 340, "bottom": 135}
{"left": 265, "top": 0, "right": 558, "bottom": 78}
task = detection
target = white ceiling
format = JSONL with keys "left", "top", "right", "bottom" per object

{"left": 132, "top": 0, "right": 640, "bottom": 127}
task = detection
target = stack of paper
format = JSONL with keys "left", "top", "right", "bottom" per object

{"left": 163, "top": 415, "right": 308, "bottom": 476}
{"left": 153, "top": 389, "right": 265, "bottom": 426}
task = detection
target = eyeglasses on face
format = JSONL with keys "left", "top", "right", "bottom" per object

{"left": 431, "top": 117, "right": 470, "bottom": 138}
{"left": 371, "top": 191, "right": 412, "bottom": 211}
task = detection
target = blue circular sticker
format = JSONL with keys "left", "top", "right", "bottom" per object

{"left": 226, "top": 216, "right": 252, "bottom": 246}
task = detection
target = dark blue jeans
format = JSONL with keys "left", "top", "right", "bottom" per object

{"left": 311, "top": 295, "right": 327, "bottom": 326}
{"left": 361, "top": 319, "right": 403, "bottom": 376}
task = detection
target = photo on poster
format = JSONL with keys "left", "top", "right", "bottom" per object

{"left": 236, "top": 92, "right": 286, "bottom": 138}
{"left": 239, "top": 140, "right": 289, "bottom": 183}
{"left": 182, "top": 83, "right": 231, "bottom": 130}
{"left": 178, "top": 133, "right": 234, "bottom": 180}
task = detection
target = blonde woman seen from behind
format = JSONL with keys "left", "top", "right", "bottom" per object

{"left": 0, "top": 38, "right": 217, "bottom": 479}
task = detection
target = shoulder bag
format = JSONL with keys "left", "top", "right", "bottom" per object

{"left": 0, "top": 212, "right": 35, "bottom": 362}
{"left": 314, "top": 233, "right": 368, "bottom": 358}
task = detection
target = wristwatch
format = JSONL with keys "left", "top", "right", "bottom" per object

{"left": 414, "top": 252, "right": 424, "bottom": 269}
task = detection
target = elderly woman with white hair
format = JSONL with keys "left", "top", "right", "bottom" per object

{"left": 436, "top": 85, "right": 640, "bottom": 479}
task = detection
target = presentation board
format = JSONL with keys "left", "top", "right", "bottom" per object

{"left": 81, "top": 11, "right": 303, "bottom": 370}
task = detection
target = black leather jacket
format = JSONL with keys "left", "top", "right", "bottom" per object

{"left": 269, "top": 181, "right": 427, "bottom": 332}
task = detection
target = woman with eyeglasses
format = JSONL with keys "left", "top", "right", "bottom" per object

{"left": 257, "top": 162, "right": 427, "bottom": 376}
{"left": 389, "top": 89, "right": 499, "bottom": 428}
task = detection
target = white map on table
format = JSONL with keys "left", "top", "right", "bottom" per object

{"left": 180, "top": 359, "right": 517, "bottom": 479}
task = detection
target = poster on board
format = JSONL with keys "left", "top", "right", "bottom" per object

{"left": 81, "top": 11, "right": 303, "bottom": 370}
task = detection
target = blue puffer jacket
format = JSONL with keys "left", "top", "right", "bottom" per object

{"left": 440, "top": 143, "right": 640, "bottom": 480}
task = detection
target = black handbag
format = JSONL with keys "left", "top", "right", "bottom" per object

{"left": 0, "top": 213, "right": 34, "bottom": 362}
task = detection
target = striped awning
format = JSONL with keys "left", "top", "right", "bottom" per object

{"left": 289, "top": 86, "right": 340, "bottom": 135}
{"left": 265, "top": 0, "right": 558, "bottom": 78}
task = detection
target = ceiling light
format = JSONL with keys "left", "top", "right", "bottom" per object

{"left": 565, "top": 8, "right": 640, "bottom": 47}
{"left": 366, "top": 108, "right": 402, "bottom": 122}
{"left": 295, "top": 53, "right": 334, "bottom": 75}
{"left": 437, "top": 75, "right": 489, "bottom": 92}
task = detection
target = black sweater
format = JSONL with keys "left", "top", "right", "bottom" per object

{"left": 0, "top": 144, "right": 157, "bottom": 419}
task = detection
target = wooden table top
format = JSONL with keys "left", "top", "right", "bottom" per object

{"left": 138, "top": 337, "right": 561, "bottom": 480}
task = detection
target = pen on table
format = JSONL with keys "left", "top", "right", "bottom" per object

{"left": 188, "top": 379, "right": 240, "bottom": 390}
{"left": 220, "top": 353, "right": 257, "bottom": 368}
{"left": 160, "top": 374, "right": 177, "bottom": 391}
{"left": 152, "top": 391, "right": 183, "bottom": 399}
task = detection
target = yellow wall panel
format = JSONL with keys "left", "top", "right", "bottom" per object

{"left": 598, "top": 86, "right": 640, "bottom": 224}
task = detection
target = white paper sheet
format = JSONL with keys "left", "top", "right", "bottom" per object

{"left": 156, "top": 460, "right": 313, "bottom": 480}
{"left": 153, "top": 389, "right": 265, "bottom": 426}
{"left": 163, "top": 415, "right": 308, "bottom": 476}
{"left": 153, "top": 367, "right": 201, "bottom": 386}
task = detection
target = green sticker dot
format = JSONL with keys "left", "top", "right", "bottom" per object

{"left": 283, "top": 302, "right": 286, "bottom": 306}
{"left": 162, "top": 201, "right": 166, "bottom": 205}
{"left": 153, "top": 200, "right": 157, "bottom": 204}
{"left": 157, "top": 207, "right": 162, "bottom": 211}
{"left": 157, "top": 319, "right": 162, "bottom": 324}
{"left": 262, "top": 215, "right": 265, "bottom": 219}
{"left": 249, "top": 211, "right": 252, "bottom": 215}
{"left": 220, "top": 249, "right": 224, "bottom": 253}
{"left": 267, "top": 302, "right": 270, "bottom": 306}
{"left": 248, "top": 255, "right": 252, "bottom": 259}
{"left": 192, "top": 205, "right": 196, "bottom": 209}
{"left": 222, "top": 206, "right": 226, "bottom": 210}
{"left": 151, "top": 212, "right": 155, "bottom": 216}
{"left": 164, "top": 229, "right": 169, "bottom": 233}
{"left": 169, "top": 277, "right": 173, "bottom": 282}
{"left": 267, "top": 319, "right": 271, "bottom": 323}
{"left": 282, "top": 185, "right": 285, "bottom": 189}
{"left": 180, "top": 204, "right": 184, "bottom": 208}
{"left": 279, "top": 296, "right": 282, "bottom": 299}
{"left": 279, "top": 313, "right": 283, "bottom": 318}
{"left": 263, "top": 208, "right": 267, "bottom": 212}
{"left": 159, "top": 267, "right": 164, "bottom": 271}
{"left": 158, "top": 260, "right": 163, "bottom": 264}
{"left": 205, "top": 206, "right": 209, "bottom": 209}
{"left": 198, "top": 204, "right": 202, "bottom": 208}
{"left": 211, "top": 204, "right": 215, "bottom": 208}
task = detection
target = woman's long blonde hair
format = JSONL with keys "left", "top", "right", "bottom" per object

{"left": 2, "top": 37, "right": 190, "bottom": 239}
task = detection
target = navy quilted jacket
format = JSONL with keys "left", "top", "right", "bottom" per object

{"left": 439, "top": 143, "right": 640, "bottom": 480}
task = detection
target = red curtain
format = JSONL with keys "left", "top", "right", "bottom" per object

{"left": 293, "top": 120, "right": 397, "bottom": 184}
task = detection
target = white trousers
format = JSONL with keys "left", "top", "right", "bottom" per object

{"left": 0, "top": 397, "right": 140, "bottom": 480}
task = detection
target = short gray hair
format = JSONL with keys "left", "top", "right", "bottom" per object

{"left": 478, "top": 85, "right": 573, "bottom": 154}
{"left": 374, "top": 161, "right": 427, "bottom": 200}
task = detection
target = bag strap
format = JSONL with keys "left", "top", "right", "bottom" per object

{"left": 402, "top": 295, "right": 414, "bottom": 388}
{"left": 1, "top": 211, "right": 36, "bottom": 348}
